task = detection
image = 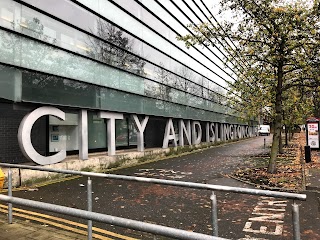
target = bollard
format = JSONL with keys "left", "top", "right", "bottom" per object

{"left": 87, "top": 177, "right": 92, "bottom": 240}
{"left": 8, "top": 168, "right": 12, "bottom": 224}
{"left": 305, "top": 146, "right": 311, "bottom": 163}
{"left": 292, "top": 201, "right": 301, "bottom": 240}
{"left": 210, "top": 191, "right": 218, "bottom": 236}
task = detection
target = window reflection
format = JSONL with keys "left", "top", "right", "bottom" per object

{"left": 0, "top": 0, "right": 242, "bottom": 119}
{"left": 21, "top": 69, "right": 100, "bottom": 108}
{"left": 0, "top": 0, "right": 14, "bottom": 30}
{"left": 17, "top": 0, "right": 231, "bottom": 109}
{"left": 1, "top": 28, "right": 227, "bottom": 114}
{"left": 88, "top": 19, "right": 145, "bottom": 75}
{"left": 49, "top": 113, "right": 79, "bottom": 152}
{"left": 113, "top": 0, "right": 141, "bottom": 19}
{"left": 88, "top": 112, "right": 106, "bottom": 149}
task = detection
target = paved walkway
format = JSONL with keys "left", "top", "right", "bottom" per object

{"left": 306, "top": 149, "right": 320, "bottom": 191}
{"left": 307, "top": 168, "right": 320, "bottom": 191}
{"left": 0, "top": 214, "right": 86, "bottom": 240}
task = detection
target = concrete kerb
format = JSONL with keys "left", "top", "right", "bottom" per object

{"left": 1, "top": 137, "right": 255, "bottom": 189}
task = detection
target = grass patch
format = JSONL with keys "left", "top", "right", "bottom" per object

{"left": 80, "top": 166, "right": 94, "bottom": 172}
{"left": 21, "top": 173, "right": 67, "bottom": 187}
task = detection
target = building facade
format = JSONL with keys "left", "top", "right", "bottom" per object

{"left": 0, "top": 0, "right": 256, "bottom": 165}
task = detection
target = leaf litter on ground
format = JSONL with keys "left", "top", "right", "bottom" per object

{"left": 230, "top": 132, "right": 320, "bottom": 191}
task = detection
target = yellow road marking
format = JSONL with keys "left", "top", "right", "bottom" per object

{"left": 0, "top": 205, "right": 138, "bottom": 240}
{"left": 0, "top": 175, "right": 81, "bottom": 193}
{"left": 33, "top": 175, "right": 81, "bottom": 187}
{"left": 0, "top": 208, "right": 110, "bottom": 239}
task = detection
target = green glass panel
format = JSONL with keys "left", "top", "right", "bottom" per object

{"left": 118, "top": 71, "right": 144, "bottom": 95}
{"left": 142, "top": 98, "right": 166, "bottom": 117}
{"left": 21, "top": 70, "right": 100, "bottom": 108}
{"left": 98, "top": 64, "right": 120, "bottom": 89}
{"left": 20, "top": 38, "right": 100, "bottom": 86}
{"left": 0, "top": 65, "right": 21, "bottom": 101}
{"left": 100, "top": 88, "right": 144, "bottom": 114}
{"left": 0, "top": 30, "right": 20, "bottom": 66}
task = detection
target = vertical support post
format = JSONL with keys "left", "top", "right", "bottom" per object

{"left": 79, "top": 109, "right": 88, "bottom": 160}
{"left": 210, "top": 191, "right": 218, "bottom": 236}
{"left": 87, "top": 177, "right": 92, "bottom": 240}
{"left": 264, "top": 137, "right": 266, "bottom": 149}
{"left": 8, "top": 168, "right": 12, "bottom": 224}
{"left": 292, "top": 201, "right": 301, "bottom": 240}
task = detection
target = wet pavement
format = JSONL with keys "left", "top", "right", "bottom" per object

{"left": 0, "top": 214, "right": 86, "bottom": 240}
{"left": 2, "top": 135, "right": 320, "bottom": 239}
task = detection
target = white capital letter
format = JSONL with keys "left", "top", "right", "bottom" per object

{"left": 18, "top": 107, "right": 66, "bottom": 165}
{"left": 192, "top": 121, "right": 202, "bottom": 144}
{"left": 132, "top": 115, "right": 149, "bottom": 152}
{"left": 179, "top": 119, "right": 191, "bottom": 146}
{"left": 163, "top": 118, "right": 177, "bottom": 148}
{"left": 210, "top": 123, "right": 215, "bottom": 142}
{"left": 99, "top": 112, "right": 123, "bottom": 156}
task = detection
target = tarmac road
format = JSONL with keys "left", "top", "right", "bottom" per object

{"left": 7, "top": 135, "right": 320, "bottom": 239}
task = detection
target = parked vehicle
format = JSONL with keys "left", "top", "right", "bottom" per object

{"left": 258, "top": 125, "right": 270, "bottom": 136}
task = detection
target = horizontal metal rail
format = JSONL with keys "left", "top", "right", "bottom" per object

{"left": 0, "top": 194, "right": 225, "bottom": 240}
{"left": 0, "top": 163, "right": 306, "bottom": 201}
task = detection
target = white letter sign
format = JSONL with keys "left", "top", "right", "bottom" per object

{"left": 18, "top": 107, "right": 66, "bottom": 165}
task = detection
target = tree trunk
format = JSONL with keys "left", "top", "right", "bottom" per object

{"left": 288, "top": 127, "right": 292, "bottom": 141}
{"left": 279, "top": 130, "right": 284, "bottom": 154}
{"left": 268, "top": 57, "right": 284, "bottom": 173}
{"left": 269, "top": 119, "right": 281, "bottom": 173}
{"left": 285, "top": 125, "right": 288, "bottom": 146}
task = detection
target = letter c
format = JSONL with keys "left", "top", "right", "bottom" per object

{"left": 18, "top": 107, "right": 66, "bottom": 165}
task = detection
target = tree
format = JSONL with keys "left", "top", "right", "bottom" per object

{"left": 88, "top": 19, "right": 145, "bottom": 75}
{"left": 178, "top": 0, "right": 320, "bottom": 173}
{"left": 155, "top": 62, "right": 173, "bottom": 101}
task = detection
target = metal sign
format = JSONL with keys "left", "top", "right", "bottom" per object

{"left": 307, "top": 122, "right": 319, "bottom": 148}
{"left": 16, "top": 106, "right": 258, "bottom": 165}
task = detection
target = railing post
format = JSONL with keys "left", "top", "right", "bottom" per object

{"left": 8, "top": 168, "right": 12, "bottom": 224}
{"left": 210, "top": 191, "right": 218, "bottom": 236}
{"left": 292, "top": 201, "right": 301, "bottom": 240}
{"left": 87, "top": 177, "right": 92, "bottom": 240}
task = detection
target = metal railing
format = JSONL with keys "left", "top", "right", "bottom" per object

{"left": 0, "top": 163, "right": 306, "bottom": 240}
{"left": 0, "top": 194, "right": 223, "bottom": 240}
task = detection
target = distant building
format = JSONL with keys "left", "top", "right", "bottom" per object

{"left": 0, "top": 0, "right": 256, "bottom": 164}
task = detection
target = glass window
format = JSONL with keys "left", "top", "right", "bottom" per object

{"left": 116, "top": 119, "right": 128, "bottom": 147}
{"left": 88, "top": 112, "right": 106, "bottom": 149}
{"left": 140, "top": 5, "right": 169, "bottom": 39}
{"left": 113, "top": 0, "right": 141, "bottom": 19}
{"left": 0, "top": 0, "right": 14, "bottom": 30}
{"left": 22, "top": 0, "right": 97, "bottom": 31}
{"left": 49, "top": 113, "right": 78, "bottom": 152}
{"left": 0, "top": 29, "right": 19, "bottom": 66}
{"left": 0, "top": 64, "right": 21, "bottom": 101}
{"left": 128, "top": 117, "right": 137, "bottom": 146}
{"left": 21, "top": 70, "right": 101, "bottom": 109}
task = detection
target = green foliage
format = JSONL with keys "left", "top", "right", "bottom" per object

{"left": 178, "top": 0, "right": 320, "bottom": 173}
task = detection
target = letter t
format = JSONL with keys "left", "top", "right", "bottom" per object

{"left": 99, "top": 112, "right": 124, "bottom": 156}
